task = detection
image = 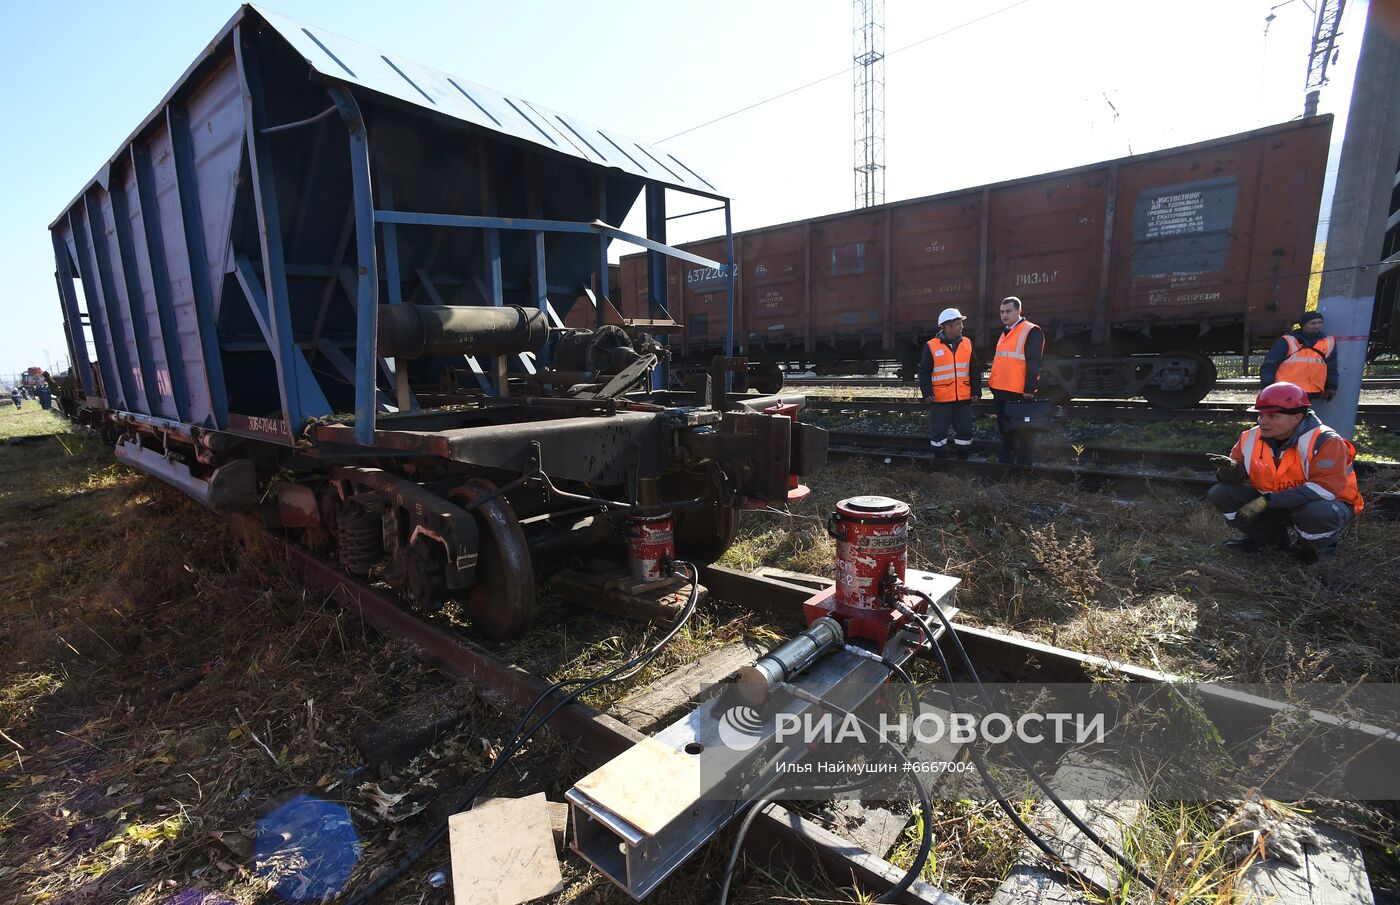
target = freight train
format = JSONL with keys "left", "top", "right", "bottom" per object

{"left": 48, "top": 5, "right": 825, "bottom": 639}
{"left": 618, "top": 117, "right": 1337, "bottom": 405}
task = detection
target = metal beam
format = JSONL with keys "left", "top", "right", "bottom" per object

{"left": 49, "top": 231, "right": 95, "bottom": 395}
{"left": 329, "top": 86, "right": 380, "bottom": 445}
{"left": 232, "top": 255, "right": 332, "bottom": 420}
{"left": 235, "top": 28, "right": 312, "bottom": 436}
{"left": 130, "top": 143, "right": 192, "bottom": 423}
{"left": 166, "top": 105, "right": 229, "bottom": 428}
{"left": 106, "top": 176, "right": 164, "bottom": 415}
{"left": 646, "top": 183, "right": 668, "bottom": 390}
{"left": 374, "top": 156, "right": 415, "bottom": 412}
{"left": 80, "top": 194, "right": 140, "bottom": 411}
{"left": 372, "top": 210, "right": 729, "bottom": 272}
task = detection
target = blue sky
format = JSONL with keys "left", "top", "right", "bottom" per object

{"left": 0, "top": 0, "right": 1356, "bottom": 381}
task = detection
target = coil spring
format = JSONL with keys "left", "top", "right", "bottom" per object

{"left": 337, "top": 500, "right": 384, "bottom": 575}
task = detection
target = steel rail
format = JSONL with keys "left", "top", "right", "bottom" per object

{"left": 257, "top": 522, "right": 960, "bottom": 904}
{"left": 805, "top": 397, "right": 1400, "bottom": 428}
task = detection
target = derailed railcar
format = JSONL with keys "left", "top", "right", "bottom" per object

{"left": 622, "top": 117, "right": 1333, "bottom": 405}
{"left": 50, "top": 4, "right": 825, "bottom": 638}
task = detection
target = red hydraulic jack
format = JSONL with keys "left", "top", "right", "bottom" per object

{"left": 802, "top": 495, "right": 940, "bottom": 647}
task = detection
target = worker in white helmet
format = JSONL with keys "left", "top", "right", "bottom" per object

{"left": 918, "top": 307, "right": 981, "bottom": 459}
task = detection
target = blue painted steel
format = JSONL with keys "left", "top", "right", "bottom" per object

{"left": 49, "top": 231, "right": 95, "bottom": 395}
{"left": 530, "top": 230, "right": 550, "bottom": 365}
{"left": 329, "top": 86, "right": 380, "bottom": 446}
{"left": 374, "top": 159, "right": 418, "bottom": 412}
{"left": 370, "top": 211, "right": 729, "bottom": 271}
{"left": 166, "top": 106, "right": 229, "bottom": 428}
{"left": 106, "top": 178, "right": 165, "bottom": 415}
{"left": 232, "top": 255, "right": 332, "bottom": 417}
{"left": 597, "top": 176, "right": 608, "bottom": 328}
{"left": 253, "top": 6, "right": 720, "bottom": 198}
{"left": 646, "top": 184, "right": 668, "bottom": 391}
{"left": 724, "top": 201, "right": 736, "bottom": 360}
{"left": 130, "top": 144, "right": 192, "bottom": 422}
{"left": 236, "top": 29, "right": 319, "bottom": 436}
{"left": 80, "top": 195, "right": 141, "bottom": 411}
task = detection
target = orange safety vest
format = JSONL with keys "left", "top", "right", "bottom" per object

{"left": 1237, "top": 424, "right": 1364, "bottom": 514}
{"left": 925, "top": 335, "right": 973, "bottom": 402}
{"left": 1274, "top": 335, "right": 1334, "bottom": 394}
{"left": 988, "top": 319, "right": 1042, "bottom": 394}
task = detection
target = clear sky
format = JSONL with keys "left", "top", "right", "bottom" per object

{"left": 0, "top": 0, "right": 1360, "bottom": 382}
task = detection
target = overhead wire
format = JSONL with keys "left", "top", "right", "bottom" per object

{"left": 654, "top": 0, "right": 1039, "bottom": 144}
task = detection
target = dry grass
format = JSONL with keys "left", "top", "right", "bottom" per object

{"left": 3, "top": 395, "right": 1396, "bottom": 903}
{"left": 723, "top": 456, "right": 1400, "bottom": 901}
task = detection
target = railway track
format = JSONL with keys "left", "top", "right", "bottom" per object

{"left": 263, "top": 524, "right": 1399, "bottom": 903}
{"left": 806, "top": 396, "right": 1400, "bottom": 429}
{"left": 826, "top": 430, "right": 1400, "bottom": 515}
{"left": 787, "top": 375, "right": 1400, "bottom": 390}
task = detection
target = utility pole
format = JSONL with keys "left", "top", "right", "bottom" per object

{"left": 1304, "top": 0, "right": 1347, "bottom": 117}
{"left": 1314, "top": 0, "right": 1400, "bottom": 438}
{"left": 853, "top": 0, "right": 885, "bottom": 208}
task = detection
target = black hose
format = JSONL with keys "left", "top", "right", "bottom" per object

{"left": 897, "top": 590, "right": 1157, "bottom": 894}
{"left": 717, "top": 663, "right": 934, "bottom": 905}
{"left": 342, "top": 561, "right": 702, "bottom": 903}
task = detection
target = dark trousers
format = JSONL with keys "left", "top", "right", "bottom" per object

{"left": 1206, "top": 482, "right": 1353, "bottom": 553}
{"left": 929, "top": 401, "right": 974, "bottom": 458}
{"left": 993, "top": 393, "right": 1036, "bottom": 465}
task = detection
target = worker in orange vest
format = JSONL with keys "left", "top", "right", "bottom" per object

{"left": 919, "top": 307, "right": 981, "bottom": 458}
{"left": 1207, "top": 381, "right": 1363, "bottom": 562}
{"left": 987, "top": 296, "right": 1045, "bottom": 464}
{"left": 1259, "top": 310, "right": 1337, "bottom": 399}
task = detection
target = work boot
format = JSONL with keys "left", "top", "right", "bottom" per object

{"left": 1220, "top": 537, "right": 1264, "bottom": 553}
{"left": 955, "top": 449, "right": 971, "bottom": 461}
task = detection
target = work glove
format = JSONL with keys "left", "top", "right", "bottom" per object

{"left": 1207, "top": 453, "right": 1246, "bottom": 485}
{"left": 922, "top": 395, "right": 933, "bottom": 404}
{"left": 1021, "top": 391, "right": 1035, "bottom": 401}
{"left": 1321, "top": 388, "right": 1336, "bottom": 401}
{"left": 1237, "top": 494, "right": 1270, "bottom": 522}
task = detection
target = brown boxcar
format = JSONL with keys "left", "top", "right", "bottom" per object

{"left": 620, "top": 116, "right": 1333, "bottom": 404}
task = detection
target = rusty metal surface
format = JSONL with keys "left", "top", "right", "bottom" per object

{"left": 625, "top": 117, "right": 1333, "bottom": 359}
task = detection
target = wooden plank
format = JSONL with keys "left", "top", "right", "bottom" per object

{"left": 612, "top": 641, "right": 765, "bottom": 732}
{"left": 448, "top": 793, "right": 563, "bottom": 905}
{"left": 1238, "top": 825, "right": 1374, "bottom": 905}
{"left": 989, "top": 754, "right": 1144, "bottom": 904}
{"left": 551, "top": 566, "right": 705, "bottom": 623}
{"left": 750, "top": 803, "right": 969, "bottom": 905}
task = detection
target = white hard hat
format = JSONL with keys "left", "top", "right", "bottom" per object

{"left": 937, "top": 307, "right": 966, "bottom": 326}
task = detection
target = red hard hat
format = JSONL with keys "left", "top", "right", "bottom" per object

{"left": 1251, "top": 381, "right": 1310, "bottom": 413}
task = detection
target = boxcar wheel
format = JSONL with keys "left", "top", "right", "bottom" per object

{"left": 674, "top": 496, "right": 740, "bottom": 566}
{"left": 1141, "top": 351, "right": 1217, "bottom": 408}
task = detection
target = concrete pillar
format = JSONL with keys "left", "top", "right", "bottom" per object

{"left": 1315, "top": 1, "right": 1400, "bottom": 438}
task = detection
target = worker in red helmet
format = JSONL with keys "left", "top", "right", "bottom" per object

{"left": 919, "top": 307, "right": 981, "bottom": 459}
{"left": 1207, "top": 381, "right": 1364, "bottom": 562}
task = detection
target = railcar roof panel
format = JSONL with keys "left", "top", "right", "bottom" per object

{"left": 251, "top": 5, "right": 721, "bottom": 196}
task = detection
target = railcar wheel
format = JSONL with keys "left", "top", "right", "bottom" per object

{"left": 674, "top": 496, "right": 740, "bottom": 566}
{"left": 753, "top": 365, "right": 784, "bottom": 396}
{"left": 1141, "top": 351, "right": 1217, "bottom": 408}
{"left": 449, "top": 479, "right": 535, "bottom": 640}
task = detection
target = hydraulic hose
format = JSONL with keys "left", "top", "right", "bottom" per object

{"left": 718, "top": 660, "right": 934, "bottom": 905}
{"left": 897, "top": 589, "right": 1157, "bottom": 895}
{"left": 342, "top": 561, "right": 702, "bottom": 903}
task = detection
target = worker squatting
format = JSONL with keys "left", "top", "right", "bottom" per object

{"left": 772, "top": 710, "right": 1106, "bottom": 746}
{"left": 922, "top": 300, "right": 1363, "bottom": 560}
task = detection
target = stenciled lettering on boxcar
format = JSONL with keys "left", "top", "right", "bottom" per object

{"left": 923, "top": 240, "right": 946, "bottom": 254}
{"left": 758, "top": 291, "right": 785, "bottom": 311}
{"left": 829, "top": 242, "right": 867, "bottom": 277}
{"left": 228, "top": 414, "right": 291, "bottom": 440}
{"left": 686, "top": 265, "right": 728, "bottom": 293}
{"left": 1014, "top": 270, "right": 1060, "bottom": 287}
{"left": 1129, "top": 176, "right": 1239, "bottom": 305}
